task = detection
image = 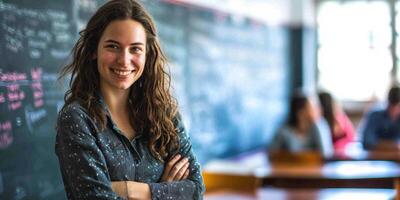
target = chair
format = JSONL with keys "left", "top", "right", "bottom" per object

{"left": 203, "top": 171, "right": 262, "bottom": 194}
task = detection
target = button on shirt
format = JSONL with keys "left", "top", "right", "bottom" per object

{"left": 55, "top": 99, "right": 205, "bottom": 200}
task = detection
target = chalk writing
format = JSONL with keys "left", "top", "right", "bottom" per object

{"left": 0, "top": 72, "right": 27, "bottom": 82}
{"left": 0, "top": 120, "right": 13, "bottom": 149}
{"left": 0, "top": 93, "right": 5, "bottom": 103}
{"left": 31, "top": 68, "right": 43, "bottom": 108}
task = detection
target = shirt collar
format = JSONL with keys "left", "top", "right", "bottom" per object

{"left": 96, "top": 91, "right": 144, "bottom": 140}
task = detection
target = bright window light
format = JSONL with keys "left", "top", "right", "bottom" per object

{"left": 317, "top": 1, "right": 391, "bottom": 101}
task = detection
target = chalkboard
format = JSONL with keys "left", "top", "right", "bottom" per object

{"left": 0, "top": 0, "right": 107, "bottom": 199}
{"left": 0, "top": 0, "right": 290, "bottom": 199}
{"left": 143, "top": 2, "right": 290, "bottom": 162}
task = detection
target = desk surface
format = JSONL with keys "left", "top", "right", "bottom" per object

{"left": 257, "top": 160, "right": 400, "bottom": 179}
{"left": 204, "top": 150, "right": 400, "bottom": 188}
{"left": 204, "top": 150, "right": 400, "bottom": 178}
{"left": 205, "top": 188, "right": 396, "bottom": 200}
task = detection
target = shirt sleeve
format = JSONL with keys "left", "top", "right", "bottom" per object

{"left": 55, "top": 105, "right": 124, "bottom": 200}
{"left": 334, "top": 113, "right": 356, "bottom": 149}
{"left": 314, "top": 119, "right": 334, "bottom": 158}
{"left": 359, "top": 111, "right": 378, "bottom": 150}
{"left": 148, "top": 116, "right": 205, "bottom": 200}
{"left": 268, "top": 127, "right": 287, "bottom": 151}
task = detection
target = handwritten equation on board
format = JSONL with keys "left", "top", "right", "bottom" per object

{"left": 0, "top": 120, "right": 12, "bottom": 149}
{"left": 0, "top": 68, "right": 46, "bottom": 148}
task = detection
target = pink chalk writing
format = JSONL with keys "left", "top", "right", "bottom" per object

{"left": 31, "top": 68, "right": 42, "bottom": 80}
{"left": 0, "top": 132, "right": 13, "bottom": 149}
{"left": 33, "top": 90, "right": 43, "bottom": 99}
{"left": 31, "top": 82, "right": 42, "bottom": 90}
{"left": 0, "top": 121, "right": 12, "bottom": 131}
{"left": 31, "top": 68, "right": 44, "bottom": 108}
{"left": 7, "top": 91, "right": 25, "bottom": 102}
{"left": 0, "top": 93, "right": 5, "bottom": 103}
{"left": 34, "top": 99, "right": 43, "bottom": 107}
{"left": 7, "top": 83, "right": 20, "bottom": 92}
{"left": 0, "top": 72, "right": 27, "bottom": 82}
{"left": 8, "top": 101, "right": 21, "bottom": 110}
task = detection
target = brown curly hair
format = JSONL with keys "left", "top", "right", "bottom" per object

{"left": 59, "top": 0, "right": 179, "bottom": 161}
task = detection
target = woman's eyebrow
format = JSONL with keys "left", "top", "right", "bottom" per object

{"left": 104, "top": 39, "right": 144, "bottom": 46}
{"left": 104, "top": 39, "right": 119, "bottom": 44}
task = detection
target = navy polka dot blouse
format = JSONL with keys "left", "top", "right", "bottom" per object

{"left": 55, "top": 98, "right": 205, "bottom": 200}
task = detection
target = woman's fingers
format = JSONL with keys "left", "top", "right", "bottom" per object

{"left": 161, "top": 154, "right": 181, "bottom": 181}
{"left": 160, "top": 154, "right": 192, "bottom": 182}
{"left": 166, "top": 154, "right": 181, "bottom": 172}
{"left": 182, "top": 168, "right": 190, "bottom": 180}
{"left": 168, "top": 157, "right": 189, "bottom": 180}
{"left": 174, "top": 162, "right": 190, "bottom": 180}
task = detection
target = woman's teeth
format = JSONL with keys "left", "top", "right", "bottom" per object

{"left": 112, "top": 69, "right": 133, "bottom": 76}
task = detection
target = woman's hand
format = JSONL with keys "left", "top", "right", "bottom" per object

{"left": 160, "top": 154, "right": 190, "bottom": 182}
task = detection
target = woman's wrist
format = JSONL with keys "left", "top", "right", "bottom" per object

{"left": 126, "top": 181, "right": 151, "bottom": 200}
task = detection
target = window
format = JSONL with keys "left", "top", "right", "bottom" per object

{"left": 317, "top": 0, "right": 392, "bottom": 101}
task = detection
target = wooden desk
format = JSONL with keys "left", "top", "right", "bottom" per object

{"left": 204, "top": 150, "right": 400, "bottom": 189}
{"left": 331, "top": 141, "right": 400, "bottom": 162}
{"left": 259, "top": 160, "right": 400, "bottom": 188}
{"left": 205, "top": 188, "right": 396, "bottom": 200}
{"left": 332, "top": 149, "right": 400, "bottom": 162}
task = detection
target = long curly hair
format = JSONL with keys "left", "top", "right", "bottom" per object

{"left": 59, "top": 0, "right": 179, "bottom": 161}
{"left": 318, "top": 91, "right": 335, "bottom": 133}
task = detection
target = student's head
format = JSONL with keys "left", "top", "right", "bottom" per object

{"left": 288, "top": 92, "right": 316, "bottom": 127}
{"left": 388, "top": 86, "right": 400, "bottom": 106}
{"left": 61, "top": 0, "right": 178, "bottom": 161}
{"left": 318, "top": 91, "right": 335, "bottom": 129}
{"left": 387, "top": 86, "right": 400, "bottom": 118}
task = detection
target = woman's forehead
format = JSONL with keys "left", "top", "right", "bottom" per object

{"left": 100, "top": 19, "right": 146, "bottom": 45}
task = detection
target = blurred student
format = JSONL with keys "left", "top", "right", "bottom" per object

{"left": 269, "top": 91, "right": 333, "bottom": 157}
{"left": 360, "top": 86, "right": 400, "bottom": 150}
{"left": 318, "top": 91, "right": 355, "bottom": 152}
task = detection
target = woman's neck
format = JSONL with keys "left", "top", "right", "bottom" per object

{"left": 101, "top": 88, "right": 130, "bottom": 114}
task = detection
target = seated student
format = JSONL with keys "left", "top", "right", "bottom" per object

{"left": 318, "top": 91, "right": 355, "bottom": 152}
{"left": 360, "top": 86, "right": 400, "bottom": 150}
{"left": 269, "top": 91, "right": 333, "bottom": 157}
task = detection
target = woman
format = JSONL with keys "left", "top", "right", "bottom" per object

{"left": 55, "top": 0, "right": 205, "bottom": 199}
{"left": 318, "top": 91, "right": 355, "bottom": 152}
{"left": 269, "top": 92, "right": 333, "bottom": 156}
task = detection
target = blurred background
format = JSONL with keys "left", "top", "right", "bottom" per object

{"left": 1, "top": 0, "right": 400, "bottom": 199}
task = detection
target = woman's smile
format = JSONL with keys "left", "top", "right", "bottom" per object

{"left": 110, "top": 68, "right": 136, "bottom": 76}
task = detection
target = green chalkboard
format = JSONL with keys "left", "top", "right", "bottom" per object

{"left": 0, "top": 0, "right": 106, "bottom": 199}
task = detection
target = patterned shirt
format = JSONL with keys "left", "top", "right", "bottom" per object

{"left": 55, "top": 97, "right": 205, "bottom": 200}
{"left": 360, "top": 108, "right": 400, "bottom": 150}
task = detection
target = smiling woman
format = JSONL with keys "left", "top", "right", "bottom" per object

{"left": 55, "top": 0, "right": 205, "bottom": 200}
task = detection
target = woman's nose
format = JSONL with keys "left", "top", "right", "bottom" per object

{"left": 117, "top": 50, "right": 132, "bottom": 66}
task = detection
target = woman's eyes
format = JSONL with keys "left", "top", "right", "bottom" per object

{"left": 105, "top": 45, "right": 143, "bottom": 53}
{"left": 105, "top": 44, "right": 119, "bottom": 50}
{"left": 130, "top": 47, "right": 143, "bottom": 53}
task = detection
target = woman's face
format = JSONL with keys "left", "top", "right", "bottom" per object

{"left": 96, "top": 19, "right": 147, "bottom": 93}
{"left": 298, "top": 99, "right": 318, "bottom": 124}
